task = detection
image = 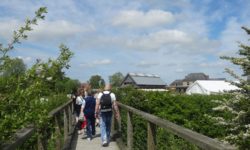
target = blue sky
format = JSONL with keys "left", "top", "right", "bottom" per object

{"left": 0, "top": 0, "right": 249, "bottom": 84}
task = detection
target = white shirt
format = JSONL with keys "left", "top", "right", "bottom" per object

{"left": 97, "top": 91, "right": 116, "bottom": 103}
{"left": 76, "top": 96, "right": 85, "bottom": 106}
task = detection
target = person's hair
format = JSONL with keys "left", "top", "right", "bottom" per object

{"left": 77, "top": 88, "right": 84, "bottom": 96}
{"left": 86, "top": 88, "right": 96, "bottom": 96}
{"left": 104, "top": 84, "right": 112, "bottom": 91}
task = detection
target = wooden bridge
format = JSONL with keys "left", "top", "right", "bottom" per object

{"left": 2, "top": 100, "right": 236, "bottom": 150}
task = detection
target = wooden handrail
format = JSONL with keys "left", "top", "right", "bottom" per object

{"left": 117, "top": 102, "right": 236, "bottom": 150}
{"left": 2, "top": 126, "right": 35, "bottom": 150}
{"left": 2, "top": 100, "right": 74, "bottom": 150}
{"left": 48, "top": 100, "right": 72, "bottom": 117}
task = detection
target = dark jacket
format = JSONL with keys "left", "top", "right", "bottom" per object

{"left": 84, "top": 96, "right": 96, "bottom": 117}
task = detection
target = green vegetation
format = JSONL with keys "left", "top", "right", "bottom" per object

{"left": 115, "top": 87, "right": 234, "bottom": 149}
{"left": 209, "top": 27, "right": 250, "bottom": 149}
{"left": 0, "top": 7, "right": 79, "bottom": 149}
{"left": 109, "top": 72, "right": 124, "bottom": 87}
{"left": 88, "top": 74, "right": 105, "bottom": 89}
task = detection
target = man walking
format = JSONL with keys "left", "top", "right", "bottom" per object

{"left": 95, "top": 84, "right": 120, "bottom": 147}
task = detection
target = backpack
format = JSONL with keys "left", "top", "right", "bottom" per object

{"left": 100, "top": 92, "right": 112, "bottom": 112}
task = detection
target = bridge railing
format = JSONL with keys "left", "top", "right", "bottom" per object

{"left": 2, "top": 100, "right": 75, "bottom": 150}
{"left": 115, "top": 102, "right": 236, "bottom": 150}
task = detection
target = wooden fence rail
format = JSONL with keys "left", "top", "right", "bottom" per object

{"left": 2, "top": 100, "right": 75, "bottom": 150}
{"left": 116, "top": 102, "right": 236, "bottom": 150}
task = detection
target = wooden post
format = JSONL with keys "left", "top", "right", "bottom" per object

{"left": 111, "top": 112, "right": 115, "bottom": 136}
{"left": 71, "top": 102, "right": 75, "bottom": 125}
{"left": 64, "top": 108, "right": 69, "bottom": 142}
{"left": 127, "top": 111, "right": 133, "bottom": 150}
{"left": 55, "top": 114, "right": 61, "bottom": 150}
{"left": 37, "top": 133, "right": 45, "bottom": 150}
{"left": 147, "top": 122, "right": 156, "bottom": 150}
{"left": 68, "top": 105, "right": 72, "bottom": 133}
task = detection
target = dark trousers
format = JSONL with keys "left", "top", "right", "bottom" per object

{"left": 86, "top": 115, "right": 96, "bottom": 138}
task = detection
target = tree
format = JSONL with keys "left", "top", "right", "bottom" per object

{"left": 1, "top": 58, "right": 26, "bottom": 77}
{"left": 0, "top": 7, "right": 47, "bottom": 71}
{"left": 0, "top": 7, "right": 47, "bottom": 95}
{"left": 89, "top": 75, "right": 105, "bottom": 89}
{"left": 210, "top": 27, "right": 250, "bottom": 149}
{"left": 109, "top": 72, "right": 124, "bottom": 87}
{"left": 55, "top": 78, "right": 80, "bottom": 93}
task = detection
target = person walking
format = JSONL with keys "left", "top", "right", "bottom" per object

{"left": 75, "top": 89, "right": 85, "bottom": 134}
{"left": 95, "top": 84, "right": 120, "bottom": 147}
{"left": 82, "top": 90, "right": 96, "bottom": 141}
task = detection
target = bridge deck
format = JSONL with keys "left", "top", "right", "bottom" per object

{"left": 70, "top": 126, "right": 120, "bottom": 150}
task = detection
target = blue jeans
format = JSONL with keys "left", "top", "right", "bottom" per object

{"left": 100, "top": 111, "right": 112, "bottom": 142}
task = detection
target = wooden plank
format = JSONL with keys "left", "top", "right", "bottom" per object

{"left": 37, "top": 132, "right": 45, "bottom": 150}
{"left": 48, "top": 100, "right": 72, "bottom": 117}
{"left": 55, "top": 114, "right": 62, "bottom": 150}
{"left": 127, "top": 111, "right": 133, "bottom": 150}
{"left": 2, "top": 126, "right": 34, "bottom": 150}
{"left": 2, "top": 100, "right": 74, "bottom": 150}
{"left": 64, "top": 108, "right": 69, "bottom": 142}
{"left": 147, "top": 122, "right": 156, "bottom": 150}
{"left": 72, "top": 127, "right": 120, "bottom": 150}
{"left": 68, "top": 105, "right": 73, "bottom": 133}
{"left": 118, "top": 102, "right": 236, "bottom": 150}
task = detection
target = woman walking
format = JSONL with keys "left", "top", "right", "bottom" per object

{"left": 75, "top": 88, "right": 85, "bottom": 134}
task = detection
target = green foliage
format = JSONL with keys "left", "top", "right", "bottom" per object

{"left": 209, "top": 27, "right": 250, "bottom": 149}
{"left": 55, "top": 77, "right": 80, "bottom": 93}
{"left": 1, "top": 57, "right": 26, "bottom": 77}
{"left": 115, "top": 87, "right": 232, "bottom": 149}
{"left": 109, "top": 72, "right": 124, "bottom": 87}
{"left": 0, "top": 7, "right": 78, "bottom": 149}
{"left": 88, "top": 74, "right": 105, "bottom": 89}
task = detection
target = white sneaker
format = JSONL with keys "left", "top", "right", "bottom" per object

{"left": 102, "top": 141, "right": 108, "bottom": 147}
{"left": 78, "top": 130, "right": 82, "bottom": 134}
{"left": 87, "top": 137, "right": 91, "bottom": 141}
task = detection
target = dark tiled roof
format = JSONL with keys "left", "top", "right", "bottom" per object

{"left": 183, "top": 73, "right": 209, "bottom": 81}
{"left": 124, "top": 73, "right": 166, "bottom": 86}
{"left": 170, "top": 79, "right": 183, "bottom": 86}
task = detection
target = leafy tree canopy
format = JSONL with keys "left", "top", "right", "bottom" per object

{"left": 109, "top": 72, "right": 124, "bottom": 87}
{"left": 88, "top": 75, "right": 105, "bottom": 89}
{"left": 1, "top": 57, "right": 26, "bottom": 77}
{"left": 210, "top": 27, "right": 250, "bottom": 149}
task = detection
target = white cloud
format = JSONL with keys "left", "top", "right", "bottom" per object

{"left": 136, "top": 61, "right": 158, "bottom": 68}
{"left": 112, "top": 9, "right": 174, "bottom": 28}
{"left": 80, "top": 59, "right": 112, "bottom": 68}
{"left": 175, "top": 68, "right": 184, "bottom": 73}
{"left": 0, "top": 19, "right": 94, "bottom": 43}
{"left": 126, "top": 29, "right": 191, "bottom": 50}
{"left": 0, "top": 19, "right": 19, "bottom": 41}
{"left": 93, "top": 59, "right": 112, "bottom": 65}
{"left": 199, "top": 61, "right": 225, "bottom": 68}
{"left": 28, "top": 20, "right": 94, "bottom": 42}
{"left": 218, "top": 18, "right": 249, "bottom": 57}
{"left": 17, "top": 56, "right": 32, "bottom": 63}
{"left": 1, "top": 0, "right": 248, "bottom": 84}
{"left": 123, "top": 29, "right": 220, "bottom": 54}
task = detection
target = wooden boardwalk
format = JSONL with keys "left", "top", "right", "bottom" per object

{"left": 70, "top": 126, "right": 120, "bottom": 150}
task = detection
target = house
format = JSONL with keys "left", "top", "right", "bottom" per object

{"left": 121, "top": 73, "right": 166, "bottom": 89}
{"left": 169, "top": 73, "right": 209, "bottom": 92}
{"left": 186, "top": 80, "right": 239, "bottom": 95}
{"left": 169, "top": 73, "right": 225, "bottom": 93}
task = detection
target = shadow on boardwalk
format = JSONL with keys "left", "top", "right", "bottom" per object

{"left": 70, "top": 127, "right": 120, "bottom": 150}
